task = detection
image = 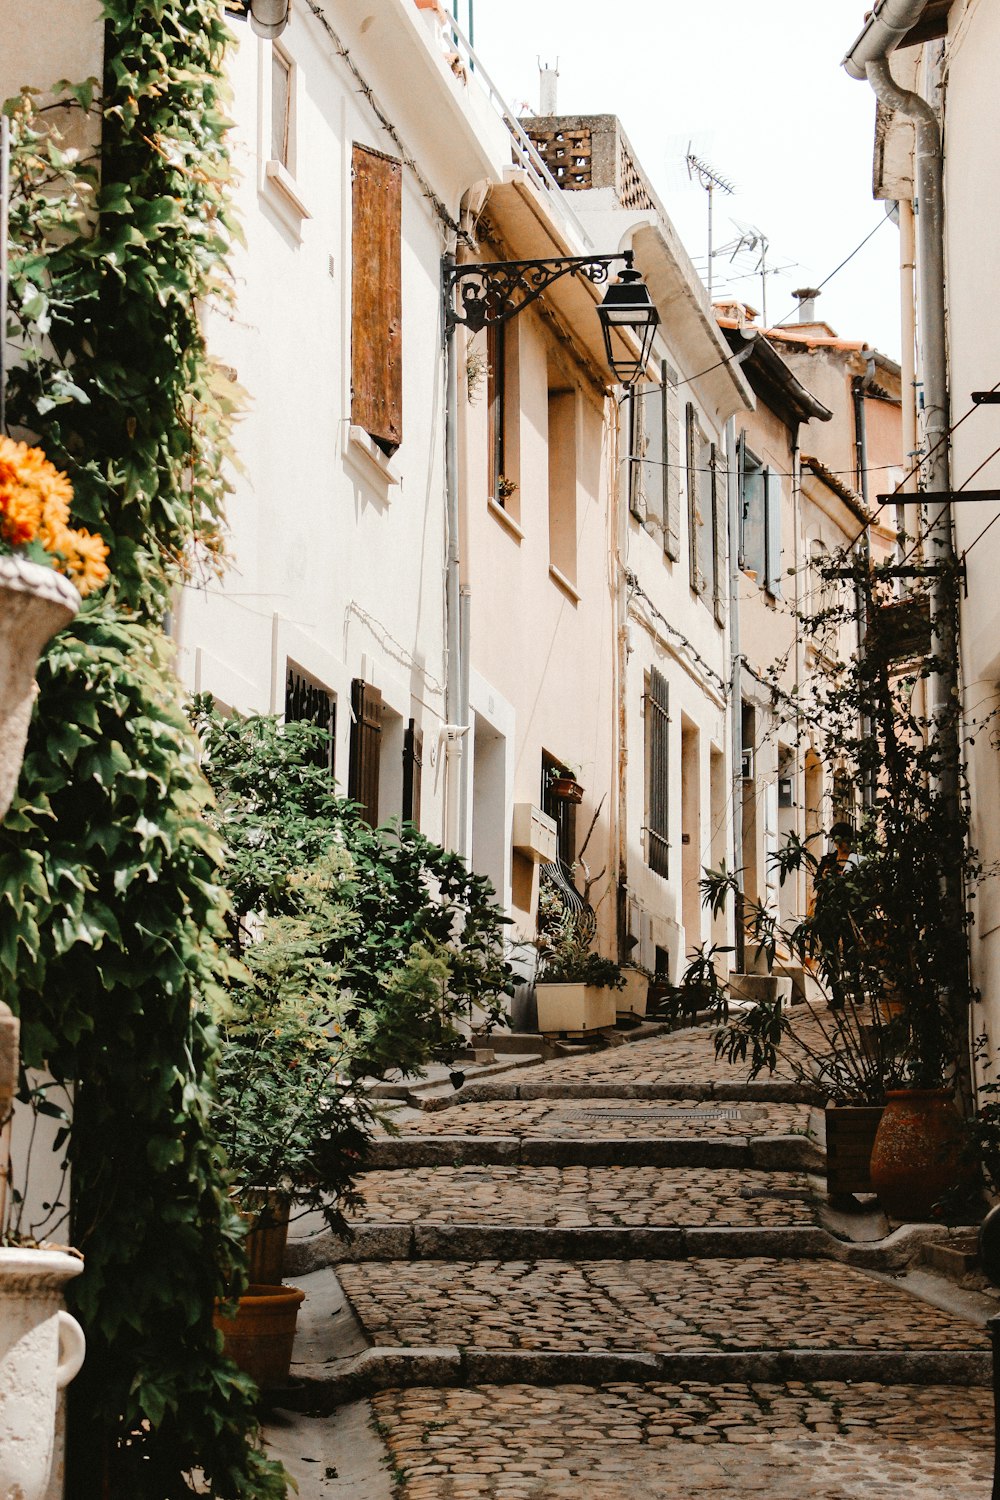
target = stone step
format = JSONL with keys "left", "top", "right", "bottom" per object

{"left": 364, "top": 1132, "right": 820, "bottom": 1171}
{"left": 359, "top": 1380, "right": 993, "bottom": 1498}
{"left": 321, "top": 1257, "right": 989, "bottom": 1373}
{"left": 432, "top": 1077, "right": 818, "bottom": 1109}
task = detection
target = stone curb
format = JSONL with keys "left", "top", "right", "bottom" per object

{"left": 284, "top": 1220, "right": 948, "bottom": 1276}
{"left": 284, "top": 1344, "right": 992, "bottom": 1413}
{"left": 432, "top": 1079, "right": 820, "bottom": 1109}
{"left": 362, "top": 1133, "right": 823, "bottom": 1172}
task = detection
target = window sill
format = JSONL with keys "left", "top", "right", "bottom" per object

{"left": 344, "top": 425, "right": 401, "bottom": 488}
{"left": 549, "top": 564, "right": 580, "bottom": 604}
{"left": 261, "top": 159, "right": 311, "bottom": 231}
{"left": 487, "top": 496, "right": 524, "bottom": 541}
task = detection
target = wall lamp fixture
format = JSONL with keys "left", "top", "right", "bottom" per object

{"left": 443, "top": 250, "right": 659, "bottom": 387}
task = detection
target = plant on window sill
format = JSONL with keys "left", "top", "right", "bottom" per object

{"left": 496, "top": 475, "right": 518, "bottom": 501}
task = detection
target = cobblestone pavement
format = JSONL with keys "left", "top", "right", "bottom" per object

{"left": 379, "top": 1098, "right": 812, "bottom": 1139}
{"left": 370, "top": 1381, "right": 993, "bottom": 1499}
{"left": 336, "top": 1257, "right": 984, "bottom": 1354}
{"left": 518, "top": 1019, "right": 832, "bottom": 1088}
{"left": 352, "top": 1166, "right": 821, "bottom": 1228}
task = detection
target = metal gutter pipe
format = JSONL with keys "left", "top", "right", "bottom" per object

{"left": 841, "top": 0, "right": 933, "bottom": 80}
{"left": 726, "top": 415, "right": 745, "bottom": 973}
{"left": 442, "top": 250, "right": 466, "bottom": 856}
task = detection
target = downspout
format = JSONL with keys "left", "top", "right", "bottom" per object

{"left": 442, "top": 250, "right": 465, "bottom": 855}
{"left": 727, "top": 415, "right": 745, "bottom": 973}
{"left": 853, "top": 354, "right": 876, "bottom": 807}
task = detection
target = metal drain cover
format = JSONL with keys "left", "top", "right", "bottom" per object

{"left": 556, "top": 1107, "right": 743, "bottom": 1121}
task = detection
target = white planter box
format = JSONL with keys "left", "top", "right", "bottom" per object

{"left": 617, "top": 970, "right": 649, "bottom": 1018}
{"left": 535, "top": 982, "right": 617, "bottom": 1034}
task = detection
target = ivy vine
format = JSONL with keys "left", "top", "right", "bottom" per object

{"left": 2, "top": 1, "right": 286, "bottom": 1494}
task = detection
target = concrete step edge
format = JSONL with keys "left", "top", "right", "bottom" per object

{"left": 284, "top": 1344, "right": 992, "bottom": 1413}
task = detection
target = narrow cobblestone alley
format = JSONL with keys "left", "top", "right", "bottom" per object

{"left": 267, "top": 1023, "right": 1000, "bottom": 1498}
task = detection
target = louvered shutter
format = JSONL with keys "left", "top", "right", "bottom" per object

{"left": 686, "top": 403, "right": 701, "bottom": 591}
{"left": 628, "top": 389, "right": 646, "bottom": 523}
{"left": 711, "top": 444, "right": 725, "bottom": 625}
{"left": 664, "top": 362, "right": 681, "bottom": 561}
{"left": 351, "top": 144, "right": 402, "bottom": 455}
{"left": 348, "top": 678, "right": 383, "bottom": 827}
{"left": 646, "top": 668, "right": 670, "bottom": 879}
{"left": 765, "top": 469, "right": 783, "bottom": 597}
{"left": 402, "top": 718, "right": 423, "bottom": 829}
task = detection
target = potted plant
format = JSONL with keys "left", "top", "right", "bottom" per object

{"left": 661, "top": 556, "right": 984, "bottom": 1217}
{"left": 617, "top": 963, "right": 652, "bottom": 1020}
{"left": 547, "top": 762, "right": 584, "bottom": 804}
{"left": 533, "top": 908, "right": 623, "bottom": 1034}
{"left": 0, "top": 437, "right": 109, "bottom": 821}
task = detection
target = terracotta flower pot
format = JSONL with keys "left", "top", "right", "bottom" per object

{"left": 549, "top": 775, "right": 583, "bottom": 803}
{"left": 869, "top": 1088, "right": 967, "bottom": 1220}
{"left": 0, "top": 556, "right": 79, "bottom": 822}
{"left": 0, "top": 1248, "right": 86, "bottom": 1500}
{"left": 214, "top": 1283, "right": 305, "bottom": 1389}
{"left": 239, "top": 1189, "right": 292, "bottom": 1286}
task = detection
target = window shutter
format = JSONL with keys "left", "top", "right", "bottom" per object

{"left": 351, "top": 144, "right": 402, "bottom": 455}
{"left": 348, "top": 678, "right": 383, "bottom": 826}
{"left": 765, "top": 469, "right": 783, "bottom": 597}
{"left": 402, "top": 718, "right": 423, "bottom": 829}
{"left": 686, "top": 403, "right": 701, "bottom": 592}
{"left": 696, "top": 426, "right": 713, "bottom": 597}
{"left": 736, "top": 431, "right": 746, "bottom": 570}
{"left": 664, "top": 362, "right": 681, "bottom": 561}
{"left": 711, "top": 444, "right": 725, "bottom": 625}
{"left": 628, "top": 389, "right": 647, "bottom": 523}
{"left": 285, "top": 665, "right": 335, "bottom": 779}
{"left": 646, "top": 667, "right": 670, "bottom": 879}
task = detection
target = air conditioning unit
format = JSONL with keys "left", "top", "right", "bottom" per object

{"left": 740, "top": 748, "right": 755, "bottom": 780}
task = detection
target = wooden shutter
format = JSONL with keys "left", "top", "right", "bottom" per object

{"left": 402, "top": 718, "right": 423, "bottom": 829}
{"left": 765, "top": 469, "right": 783, "bottom": 597}
{"left": 348, "top": 678, "right": 383, "bottom": 827}
{"left": 646, "top": 668, "right": 670, "bottom": 879}
{"left": 628, "top": 389, "right": 646, "bottom": 523}
{"left": 686, "top": 403, "right": 701, "bottom": 592}
{"left": 351, "top": 144, "right": 402, "bottom": 455}
{"left": 664, "top": 362, "right": 681, "bottom": 561}
{"left": 711, "top": 444, "right": 725, "bottom": 625}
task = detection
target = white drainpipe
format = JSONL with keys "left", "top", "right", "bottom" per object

{"left": 842, "top": 5, "right": 954, "bottom": 726}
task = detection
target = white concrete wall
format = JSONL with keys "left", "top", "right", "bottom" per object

{"left": 173, "top": 1, "right": 505, "bottom": 846}
{"left": 938, "top": 0, "right": 1000, "bottom": 1065}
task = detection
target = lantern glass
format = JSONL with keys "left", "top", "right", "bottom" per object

{"left": 597, "top": 267, "right": 660, "bottom": 386}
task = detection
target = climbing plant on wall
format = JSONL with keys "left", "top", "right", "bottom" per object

{"left": 1, "top": 1, "right": 286, "bottom": 1494}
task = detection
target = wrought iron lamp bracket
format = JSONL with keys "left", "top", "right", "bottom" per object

{"left": 445, "top": 251, "right": 633, "bottom": 334}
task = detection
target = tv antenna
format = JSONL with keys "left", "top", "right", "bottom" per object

{"left": 685, "top": 146, "right": 736, "bottom": 302}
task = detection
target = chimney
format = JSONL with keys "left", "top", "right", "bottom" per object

{"left": 539, "top": 59, "right": 559, "bottom": 115}
{"left": 791, "top": 286, "right": 821, "bottom": 324}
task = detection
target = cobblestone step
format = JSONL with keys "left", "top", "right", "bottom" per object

{"left": 329, "top": 1256, "right": 986, "bottom": 1361}
{"left": 365, "top": 1132, "right": 821, "bottom": 1171}
{"left": 382, "top": 1096, "right": 816, "bottom": 1135}
{"left": 363, "top": 1381, "right": 993, "bottom": 1499}
{"left": 426, "top": 1078, "right": 819, "bottom": 1109}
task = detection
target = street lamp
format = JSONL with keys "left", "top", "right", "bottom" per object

{"left": 440, "top": 246, "right": 658, "bottom": 859}
{"left": 443, "top": 249, "right": 658, "bottom": 387}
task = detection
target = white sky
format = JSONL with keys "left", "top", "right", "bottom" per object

{"left": 463, "top": 0, "right": 902, "bottom": 361}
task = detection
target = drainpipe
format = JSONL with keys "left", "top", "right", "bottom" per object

{"left": 442, "top": 250, "right": 466, "bottom": 855}
{"left": 727, "top": 415, "right": 745, "bottom": 973}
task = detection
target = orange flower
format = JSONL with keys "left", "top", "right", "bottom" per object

{"left": 0, "top": 435, "right": 110, "bottom": 594}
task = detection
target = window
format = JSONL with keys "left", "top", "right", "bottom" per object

{"left": 547, "top": 381, "right": 577, "bottom": 586}
{"left": 628, "top": 361, "right": 680, "bottom": 560}
{"left": 402, "top": 718, "right": 423, "bottom": 830}
{"left": 285, "top": 664, "right": 335, "bottom": 779}
{"left": 685, "top": 405, "right": 718, "bottom": 605}
{"left": 271, "top": 48, "right": 293, "bottom": 169}
{"left": 739, "top": 438, "right": 782, "bottom": 597}
{"left": 348, "top": 678, "right": 383, "bottom": 827}
{"left": 645, "top": 667, "right": 670, "bottom": 879}
{"left": 541, "top": 752, "right": 576, "bottom": 874}
{"left": 351, "top": 144, "right": 403, "bottom": 456}
{"left": 486, "top": 320, "right": 519, "bottom": 511}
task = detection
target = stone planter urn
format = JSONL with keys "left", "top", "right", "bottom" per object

{"left": 0, "top": 1249, "right": 86, "bottom": 1500}
{"left": 0, "top": 555, "right": 80, "bottom": 823}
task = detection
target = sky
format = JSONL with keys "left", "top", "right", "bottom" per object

{"left": 462, "top": 0, "right": 902, "bottom": 361}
